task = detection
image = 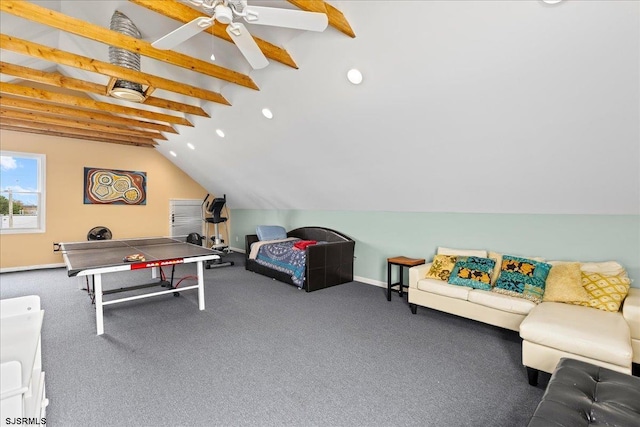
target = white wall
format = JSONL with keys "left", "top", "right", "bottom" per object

{"left": 162, "top": 1, "right": 639, "bottom": 215}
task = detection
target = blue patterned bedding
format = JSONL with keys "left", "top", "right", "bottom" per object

{"left": 255, "top": 240, "right": 306, "bottom": 286}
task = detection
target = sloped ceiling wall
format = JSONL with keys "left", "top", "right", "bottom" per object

{"left": 164, "top": 1, "right": 639, "bottom": 214}
{"left": 4, "top": 1, "right": 639, "bottom": 214}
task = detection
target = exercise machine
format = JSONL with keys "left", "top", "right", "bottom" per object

{"left": 201, "top": 194, "right": 234, "bottom": 269}
{"left": 204, "top": 194, "right": 229, "bottom": 251}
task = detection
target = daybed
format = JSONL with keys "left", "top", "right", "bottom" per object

{"left": 408, "top": 247, "right": 639, "bottom": 384}
{"left": 245, "top": 226, "right": 355, "bottom": 292}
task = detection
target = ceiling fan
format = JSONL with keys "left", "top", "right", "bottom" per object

{"left": 151, "top": 0, "right": 329, "bottom": 69}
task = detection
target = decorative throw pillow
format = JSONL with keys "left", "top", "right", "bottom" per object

{"left": 492, "top": 255, "right": 552, "bottom": 303}
{"left": 426, "top": 255, "right": 458, "bottom": 281}
{"left": 488, "top": 251, "right": 546, "bottom": 284}
{"left": 572, "top": 272, "right": 631, "bottom": 312}
{"left": 447, "top": 256, "right": 496, "bottom": 291}
{"left": 542, "top": 263, "right": 590, "bottom": 303}
{"left": 256, "top": 225, "right": 287, "bottom": 241}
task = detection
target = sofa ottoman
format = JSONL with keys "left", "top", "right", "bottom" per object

{"left": 520, "top": 302, "right": 632, "bottom": 385}
{"left": 528, "top": 358, "right": 640, "bottom": 427}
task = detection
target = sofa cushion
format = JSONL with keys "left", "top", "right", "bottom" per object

{"left": 580, "top": 261, "right": 627, "bottom": 277}
{"left": 448, "top": 256, "right": 495, "bottom": 291}
{"left": 417, "top": 278, "right": 470, "bottom": 301}
{"left": 425, "top": 255, "right": 458, "bottom": 281}
{"left": 437, "top": 247, "right": 487, "bottom": 257}
{"left": 468, "top": 289, "right": 536, "bottom": 315}
{"left": 520, "top": 302, "right": 632, "bottom": 367}
{"left": 572, "top": 272, "right": 631, "bottom": 313}
{"left": 623, "top": 288, "right": 640, "bottom": 340}
{"left": 488, "top": 251, "right": 545, "bottom": 284}
{"left": 493, "top": 255, "right": 552, "bottom": 303}
{"left": 543, "top": 263, "right": 590, "bottom": 303}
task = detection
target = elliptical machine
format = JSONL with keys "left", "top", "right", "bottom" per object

{"left": 201, "top": 193, "right": 234, "bottom": 269}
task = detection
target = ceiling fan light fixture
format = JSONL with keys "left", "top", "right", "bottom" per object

{"left": 214, "top": 4, "right": 234, "bottom": 24}
{"left": 262, "top": 108, "right": 273, "bottom": 119}
{"left": 347, "top": 69, "right": 363, "bottom": 85}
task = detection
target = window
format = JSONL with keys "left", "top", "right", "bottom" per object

{"left": 0, "top": 151, "right": 46, "bottom": 234}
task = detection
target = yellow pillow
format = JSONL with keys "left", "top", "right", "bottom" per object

{"left": 426, "top": 255, "right": 458, "bottom": 281}
{"left": 542, "top": 263, "right": 589, "bottom": 303}
{"left": 572, "top": 272, "right": 631, "bottom": 312}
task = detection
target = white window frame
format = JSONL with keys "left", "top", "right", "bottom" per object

{"left": 0, "top": 151, "right": 46, "bottom": 234}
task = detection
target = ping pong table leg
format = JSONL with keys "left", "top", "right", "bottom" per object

{"left": 197, "top": 261, "right": 205, "bottom": 310}
{"left": 94, "top": 273, "right": 105, "bottom": 335}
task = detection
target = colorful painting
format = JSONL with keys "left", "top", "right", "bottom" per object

{"left": 84, "top": 167, "right": 146, "bottom": 205}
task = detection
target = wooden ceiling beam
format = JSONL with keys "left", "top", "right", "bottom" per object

{"left": 287, "top": 0, "right": 356, "bottom": 38}
{"left": 0, "top": 119, "right": 157, "bottom": 147}
{"left": 0, "top": 96, "right": 177, "bottom": 134}
{"left": 0, "top": 82, "right": 192, "bottom": 127}
{"left": 0, "top": 108, "right": 166, "bottom": 140}
{"left": 129, "top": 0, "right": 299, "bottom": 69}
{"left": 0, "top": 34, "right": 230, "bottom": 106}
{"left": 0, "top": 62, "right": 210, "bottom": 118}
{"left": 0, "top": 1, "right": 258, "bottom": 91}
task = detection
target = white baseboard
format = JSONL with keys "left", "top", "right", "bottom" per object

{"left": 228, "top": 246, "right": 245, "bottom": 253}
{"left": 0, "top": 263, "right": 65, "bottom": 274}
{"left": 354, "top": 275, "right": 386, "bottom": 288}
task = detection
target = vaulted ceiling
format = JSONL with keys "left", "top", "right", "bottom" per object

{"left": 1, "top": 1, "right": 638, "bottom": 214}
{"left": 0, "top": 0, "right": 354, "bottom": 147}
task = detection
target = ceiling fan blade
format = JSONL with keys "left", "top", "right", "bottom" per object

{"left": 226, "top": 22, "right": 269, "bottom": 69}
{"left": 243, "top": 6, "right": 328, "bottom": 32}
{"left": 152, "top": 17, "right": 214, "bottom": 50}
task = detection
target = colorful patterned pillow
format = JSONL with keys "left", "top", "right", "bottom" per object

{"left": 492, "top": 255, "right": 551, "bottom": 303}
{"left": 488, "top": 251, "right": 545, "bottom": 284}
{"left": 447, "top": 256, "right": 496, "bottom": 291}
{"left": 426, "top": 255, "right": 458, "bottom": 281}
{"left": 572, "top": 272, "right": 631, "bottom": 312}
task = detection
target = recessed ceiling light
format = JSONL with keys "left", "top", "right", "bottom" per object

{"left": 347, "top": 69, "right": 363, "bottom": 85}
{"left": 169, "top": 151, "right": 177, "bottom": 157}
{"left": 216, "top": 129, "right": 225, "bottom": 138}
{"left": 187, "top": 143, "right": 195, "bottom": 150}
{"left": 542, "top": 0, "right": 562, "bottom": 3}
{"left": 262, "top": 108, "right": 273, "bottom": 119}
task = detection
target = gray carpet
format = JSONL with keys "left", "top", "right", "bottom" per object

{"left": 0, "top": 253, "right": 546, "bottom": 426}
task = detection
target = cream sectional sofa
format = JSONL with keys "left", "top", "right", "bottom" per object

{"left": 408, "top": 248, "right": 639, "bottom": 385}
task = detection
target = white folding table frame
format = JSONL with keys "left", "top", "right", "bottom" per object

{"left": 60, "top": 238, "right": 220, "bottom": 335}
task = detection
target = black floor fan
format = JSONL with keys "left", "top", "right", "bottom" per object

{"left": 87, "top": 226, "right": 112, "bottom": 241}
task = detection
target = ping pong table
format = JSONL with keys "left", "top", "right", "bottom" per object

{"left": 58, "top": 237, "right": 220, "bottom": 335}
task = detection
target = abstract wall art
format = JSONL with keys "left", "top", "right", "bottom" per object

{"left": 84, "top": 167, "right": 147, "bottom": 205}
